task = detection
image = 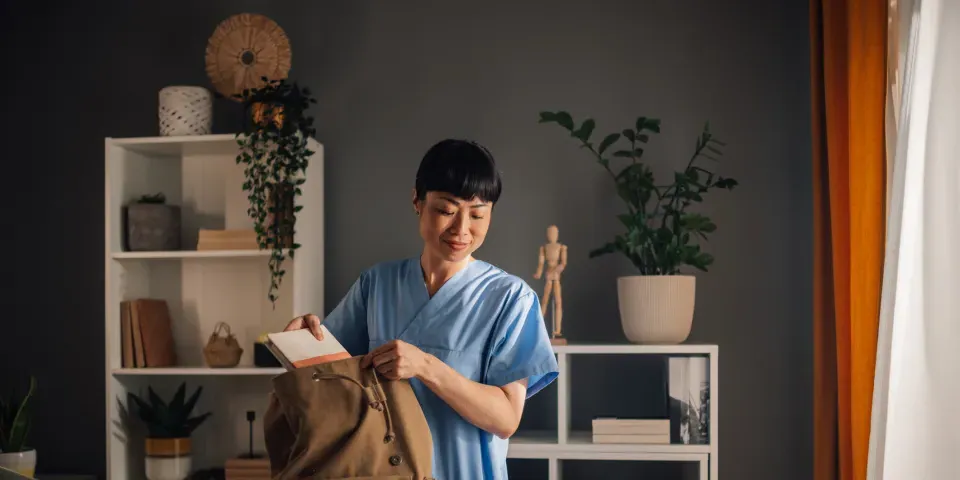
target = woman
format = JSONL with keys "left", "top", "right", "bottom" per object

{"left": 283, "top": 138, "right": 559, "bottom": 480}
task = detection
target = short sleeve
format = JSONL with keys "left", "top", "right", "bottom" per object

{"left": 483, "top": 290, "right": 559, "bottom": 399}
{"left": 322, "top": 272, "right": 370, "bottom": 356}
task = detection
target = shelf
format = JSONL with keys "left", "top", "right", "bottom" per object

{"left": 508, "top": 430, "right": 710, "bottom": 459}
{"left": 105, "top": 134, "right": 326, "bottom": 480}
{"left": 112, "top": 367, "right": 285, "bottom": 376}
{"left": 108, "top": 134, "right": 240, "bottom": 155}
{"left": 111, "top": 249, "right": 275, "bottom": 260}
{"left": 552, "top": 343, "right": 717, "bottom": 355}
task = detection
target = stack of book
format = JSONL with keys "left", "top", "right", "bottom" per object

{"left": 196, "top": 229, "right": 259, "bottom": 250}
{"left": 225, "top": 457, "right": 270, "bottom": 479}
{"left": 119, "top": 298, "right": 176, "bottom": 368}
{"left": 591, "top": 417, "right": 670, "bottom": 444}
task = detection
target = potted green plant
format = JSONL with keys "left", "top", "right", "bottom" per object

{"left": 234, "top": 77, "right": 317, "bottom": 307}
{"left": 0, "top": 376, "right": 37, "bottom": 477}
{"left": 125, "top": 192, "right": 181, "bottom": 251}
{"left": 539, "top": 111, "right": 738, "bottom": 344}
{"left": 128, "top": 382, "right": 211, "bottom": 480}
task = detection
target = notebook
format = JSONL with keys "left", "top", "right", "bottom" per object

{"left": 264, "top": 327, "right": 352, "bottom": 370}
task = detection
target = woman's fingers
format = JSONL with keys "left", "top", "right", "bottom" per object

{"left": 283, "top": 314, "right": 324, "bottom": 340}
{"left": 361, "top": 340, "right": 400, "bottom": 367}
{"left": 372, "top": 350, "right": 399, "bottom": 367}
{"left": 304, "top": 314, "right": 324, "bottom": 340}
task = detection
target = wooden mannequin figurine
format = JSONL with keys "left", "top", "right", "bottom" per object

{"left": 534, "top": 225, "right": 568, "bottom": 345}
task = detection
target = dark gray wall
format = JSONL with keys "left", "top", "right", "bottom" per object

{"left": 1, "top": 1, "right": 812, "bottom": 478}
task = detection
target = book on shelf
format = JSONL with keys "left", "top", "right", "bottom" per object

{"left": 196, "top": 229, "right": 259, "bottom": 251}
{"left": 591, "top": 417, "right": 670, "bottom": 444}
{"left": 120, "top": 298, "right": 176, "bottom": 368}
{"left": 264, "top": 327, "right": 351, "bottom": 371}
{"left": 592, "top": 433, "right": 670, "bottom": 444}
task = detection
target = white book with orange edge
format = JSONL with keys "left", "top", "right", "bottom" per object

{"left": 264, "top": 326, "right": 352, "bottom": 370}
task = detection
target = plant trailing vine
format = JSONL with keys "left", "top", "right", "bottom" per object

{"left": 235, "top": 77, "right": 317, "bottom": 307}
{"left": 539, "top": 111, "right": 738, "bottom": 275}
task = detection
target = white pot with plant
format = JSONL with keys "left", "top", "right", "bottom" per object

{"left": 539, "top": 111, "right": 738, "bottom": 344}
{"left": 127, "top": 382, "right": 212, "bottom": 480}
{"left": 0, "top": 376, "right": 37, "bottom": 477}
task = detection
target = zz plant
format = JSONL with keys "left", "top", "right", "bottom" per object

{"left": 235, "top": 77, "right": 317, "bottom": 307}
{"left": 539, "top": 111, "right": 738, "bottom": 275}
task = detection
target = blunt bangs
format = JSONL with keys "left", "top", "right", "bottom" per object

{"left": 415, "top": 139, "right": 502, "bottom": 204}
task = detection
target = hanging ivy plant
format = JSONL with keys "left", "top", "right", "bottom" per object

{"left": 234, "top": 77, "right": 317, "bottom": 307}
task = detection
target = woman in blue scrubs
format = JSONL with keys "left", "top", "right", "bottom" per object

{"left": 283, "top": 138, "right": 560, "bottom": 479}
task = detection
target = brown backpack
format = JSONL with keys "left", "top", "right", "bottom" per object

{"left": 264, "top": 355, "right": 436, "bottom": 479}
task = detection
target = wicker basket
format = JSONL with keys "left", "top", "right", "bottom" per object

{"left": 158, "top": 86, "right": 212, "bottom": 136}
{"left": 203, "top": 322, "right": 243, "bottom": 368}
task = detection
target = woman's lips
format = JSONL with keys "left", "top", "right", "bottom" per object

{"left": 443, "top": 239, "right": 469, "bottom": 251}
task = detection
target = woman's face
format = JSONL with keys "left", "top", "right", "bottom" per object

{"left": 413, "top": 190, "right": 493, "bottom": 263}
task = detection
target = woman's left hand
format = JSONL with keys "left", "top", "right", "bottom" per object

{"left": 360, "top": 340, "right": 431, "bottom": 380}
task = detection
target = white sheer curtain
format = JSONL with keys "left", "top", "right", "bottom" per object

{"left": 868, "top": 0, "right": 960, "bottom": 478}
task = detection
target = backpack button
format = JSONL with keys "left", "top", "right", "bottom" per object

{"left": 389, "top": 455, "right": 402, "bottom": 466}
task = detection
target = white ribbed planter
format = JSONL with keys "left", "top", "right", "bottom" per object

{"left": 617, "top": 275, "right": 696, "bottom": 344}
{"left": 158, "top": 86, "right": 212, "bottom": 136}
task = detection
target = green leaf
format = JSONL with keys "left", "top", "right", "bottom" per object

{"left": 555, "top": 111, "right": 574, "bottom": 130}
{"left": 573, "top": 119, "right": 596, "bottom": 142}
{"left": 613, "top": 150, "right": 634, "bottom": 158}
{"left": 598, "top": 133, "right": 621, "bottom": 154}
{"left": 170, "top": 383, "right": 187, "bottom": 411}
{"left": 639, "top": 118, "right": 662, "bottom": 133}
{"left": 538, "top": 111, "right": 557, "bottom": 123}
{"left": 588, "top": 242, "right": 618, "bottom": 258}
{"left": 635, "top": 117, "right": 647, "bottom": 132}
{"left": 181, "top": 385, "right": 203, "bottom": 420}
{"left": 622, "top": 129, "right": 635, "bottom": 142}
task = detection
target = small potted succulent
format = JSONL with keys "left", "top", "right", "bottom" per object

{"left": 128, "top": 382, "right": 211, "bottom": 480}
{"left": 0, "top": 376, "right": 37, "bottom": 477}
{"left": 125, "top": 192, "right": 182, "bottom": 251}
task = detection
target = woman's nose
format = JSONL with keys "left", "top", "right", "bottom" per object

{"left": 450, "top": 212, "right": 470, "bottom": 233}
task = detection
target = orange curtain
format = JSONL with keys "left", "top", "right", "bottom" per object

{"left": 810, "top": 0, "right": 888, "bottom": 479}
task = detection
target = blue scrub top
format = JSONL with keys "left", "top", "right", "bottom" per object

{"left": 322, "top": 257, "right": 560, "bottom": 480}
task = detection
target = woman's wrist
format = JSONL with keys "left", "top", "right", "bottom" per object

{"left": 416, "top": 352, "right": 440, "bottom": 384}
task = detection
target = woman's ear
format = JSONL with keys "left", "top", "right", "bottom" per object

{"left": 411, "top": 188, "right": 420, "bottom": 216}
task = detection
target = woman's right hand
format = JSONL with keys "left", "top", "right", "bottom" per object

{"left": 283, "top": 313, "right": 324, "bottom": 340}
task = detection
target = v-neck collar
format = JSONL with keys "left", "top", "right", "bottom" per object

{"left": 397, "top": 257, "right": 483, "bottom": 340}
{"left": 418, "top": 257, "right": 478, "bottom": 299}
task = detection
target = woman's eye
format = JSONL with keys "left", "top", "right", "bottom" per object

{"left": 436, "top": 209, "right": 455, "bottom": 216}
{"left": 471, "top": 215, "right": 485, "bottom": 220}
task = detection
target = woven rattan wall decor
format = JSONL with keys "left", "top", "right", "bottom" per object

{"left": 205, "top": 13, "right": 292, "bottom": 100}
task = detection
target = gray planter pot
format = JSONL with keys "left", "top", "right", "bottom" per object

{"left": 125, "top": 204, "right": 181, "bottom": 251}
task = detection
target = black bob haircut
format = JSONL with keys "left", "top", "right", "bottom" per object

{"left": 414, "top": 139, "right": 502, "bottom": 204}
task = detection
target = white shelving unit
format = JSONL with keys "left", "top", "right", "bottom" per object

{"left": 104, "top": 134, "right": 324, "bottom": 480}
{"left": 507, "top": 344, "right": 719, "bottom": 480}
